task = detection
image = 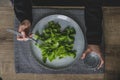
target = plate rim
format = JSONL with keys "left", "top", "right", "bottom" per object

{"left": 30, "top": 14, "right": 87, "bottom": 70}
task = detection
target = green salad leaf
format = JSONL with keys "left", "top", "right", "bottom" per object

{"left": 34, "top": 21, "right": 76, "bottom": 63}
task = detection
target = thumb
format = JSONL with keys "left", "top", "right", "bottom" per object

{"left": 21, "top": 31, "right": 29, "bottom": 41}
{"left": 81, "top": 48, "right": 91, "bottom": 59}
{"left": 21, "top": 31, "right": 26, "bottom": 38}
{"left": 18, "top": 25, "right": 24, "bottom": 32}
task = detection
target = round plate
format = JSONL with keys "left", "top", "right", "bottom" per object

{"left": 31, "top": 14, "right": 85, "bottom": 70}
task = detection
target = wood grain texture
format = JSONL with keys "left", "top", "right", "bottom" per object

{"left": 0, "top": 0, "right": 12, "bottom": 7}
{"left": 103, "top": 8, "right": 120, "bottom": 45}
{"left": 0, "top": 6, "right": 104, "bottom": 80}
{"left": 0, "top": 1, "right": 120, "bottom": 80}
{"left": 103, "top": 8, "right": 120, "bottom": 80}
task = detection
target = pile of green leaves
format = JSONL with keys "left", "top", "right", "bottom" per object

{"left": 34, "top": 21, "right": 76, "bottom": 63}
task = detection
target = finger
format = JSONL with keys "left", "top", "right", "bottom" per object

{"left": 18, "top": 24, "right": 27, "bottom": 32}
{"left": 95, "top": 52, "right": 104, "bottom": 69}
{"left": 17, "top": 38, "right": 24, "bottom": 41}
{"left": 17, "top": 31, "right": 27, "bottom": 41}
{"left": 17, "top": 35, "right": 24, "bottom": 41}
{"left": 21, "top": 31, "right": 26, "bottom": 37}
{"left": 17, "top": 35, "right": 29, "bottom": 41}
{"left": 81, "top": 53, "right": 86, "bottom": 59}
{"left": 21, "top": 31, "right": 28, "bottom": 41}
{"left": 18, "top": 25, "right": 24, "bottom": 32}
{"left": 81, "top": 48, "right": 91, "bottom": 59}
{"left": 97, "top": 59, "right": 104, "bottom": 69}
{"left": 29, "top": 33, "right": 33, "bottom": 38}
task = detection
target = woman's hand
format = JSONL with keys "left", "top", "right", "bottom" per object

{"left": 81, "top": 44, "right": 104, "bottom": 69}
{"left": 17, "top": 19, "right": 31, "bottom": 41}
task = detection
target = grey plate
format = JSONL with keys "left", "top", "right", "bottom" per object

{"left": 31, "top": 14, "right": 85, "bottom": 70}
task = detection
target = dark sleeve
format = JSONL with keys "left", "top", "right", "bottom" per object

{"left": 84, "top": 0, "right": 103, "bottom": 45}
{"left": 14, "top": 0, "right": 32, "bottom": 23}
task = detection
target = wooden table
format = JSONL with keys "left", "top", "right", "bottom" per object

{"left": 0, "top": 0, "right": 120, "bottom": 80}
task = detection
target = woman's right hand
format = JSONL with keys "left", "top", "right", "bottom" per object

{"left": 17, "top": 19, "right": 31, "bottom": 41}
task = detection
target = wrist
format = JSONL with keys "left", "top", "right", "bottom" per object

{"left": 87, "top": 44, "right": 101, "bottom": 52}
{"left": 88, "top": 44, "right": 99, "bottom": 47}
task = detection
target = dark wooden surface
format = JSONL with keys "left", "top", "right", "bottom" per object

{"left": 32, "top": 0, "right": 120, "bottom": 6}
{"left": 0, "top": 0, "right": 120, "bottom": 80}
